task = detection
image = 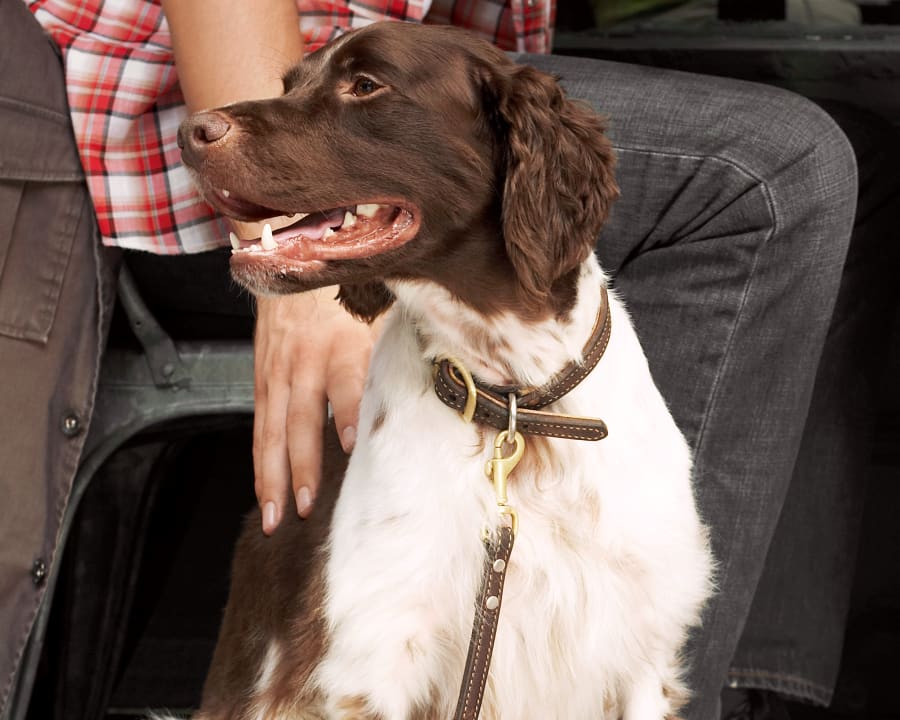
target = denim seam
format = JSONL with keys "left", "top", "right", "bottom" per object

{"left": 727, "top": 667, "right": 833, "bottom": 706}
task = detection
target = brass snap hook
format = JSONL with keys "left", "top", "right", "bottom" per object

{"left": 485, "top": 430, "right": 525, "bottom": 535}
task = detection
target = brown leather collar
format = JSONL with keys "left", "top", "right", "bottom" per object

{"left": 433, "top": 286, "right": 611, "bottom": 441}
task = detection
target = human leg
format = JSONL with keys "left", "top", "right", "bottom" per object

{"left": 515, "top": 53, "right": 857, "bottom": 719}
{"left": 727, "top": 101, "right": 900, "bottom": 706}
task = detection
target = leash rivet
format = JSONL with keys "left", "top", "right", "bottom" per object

{"left": 492, "top": 559, "right": 506, "bottom": 573}
{"left": 485, "top": 595, "right": 500, "bottom": 610}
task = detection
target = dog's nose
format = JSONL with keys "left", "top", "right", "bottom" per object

{"left": 177, "top": 111, "right": 232, "bottom": 166}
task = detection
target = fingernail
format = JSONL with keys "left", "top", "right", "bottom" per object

{"left": 341, "top": 425, "right": 357, "bottom": 453}
{"left": 263, "top": 501, "right": 278, "bottom": 534}
{"left": 296, "top": 486, "right": 313, "bottom": 517}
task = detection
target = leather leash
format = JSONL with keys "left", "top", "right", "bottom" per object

{"left": 439, "top": 286, "right": 612, "bottom": 720}
{"left": 453, "top": 524, "right": 514, "bottom": 720}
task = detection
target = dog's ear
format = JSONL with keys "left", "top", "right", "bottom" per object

{"left": 337, "top": 281, "right": 395, "bottom": 323}
{"left": 484, "top": 63, "right": 618, "bottom": 306}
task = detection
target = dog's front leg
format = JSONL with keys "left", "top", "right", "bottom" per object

{"left": 622, "top": 661, "right": 688, "bottom": 720}
{"left": 312, "top": 473, "right": 487, "bottom": 719}
{"left": 315, "top": 599, "right": 463, "bottom": 720}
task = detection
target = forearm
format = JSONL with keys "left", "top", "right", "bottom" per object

{"left": 163, "top": 0, "right": 304, "bottom": 238}
{"left": 162, "top": 0, "right": 304, "bottom": 112}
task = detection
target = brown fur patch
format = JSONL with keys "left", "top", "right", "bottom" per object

{"left": 262, "top": 552, "right": 329, "bottom": 712}
{"left": 603, "top": 690, "right": 622, "bottom": 718}
{"left": 662, "top": 679, "right": 690, "bottom": 716}
{"left": 370, "top": 405, "right": 388, "bottom": 434}
{"left": 334, "top": 695, "right": 384, "bottom": 719}
{"left": 197, "top": 425, "right": 347, "bottom": 720}
{"left": 407, "top": 684, "right": 444, "bottom": 720}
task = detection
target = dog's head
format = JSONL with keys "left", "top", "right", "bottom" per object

{"left": 179, "top": 22, "right": 618, "bottom": 320}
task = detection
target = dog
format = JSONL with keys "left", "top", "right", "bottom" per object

{"left": 176, "top": 21, "right": 713, "bottom": 720}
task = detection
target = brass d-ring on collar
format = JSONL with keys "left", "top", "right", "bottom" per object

{"left": 440, "top": 356, "right": 478, "bottom": 423}
{"left": 433, "top": 286, "right": 611, "bottom": 442}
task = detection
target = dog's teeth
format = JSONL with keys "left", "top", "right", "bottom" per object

{"left": 324, "top": 227, "right": 336, "bottom": 239}
{"left": 342, "top": 210, "right": 357, "bottom": 228}
{"left": 356, "top": 203, "right": 379, "bottom": 218}
{"left": 221, "top": 189, "right": 231, "bottom": 198}
{"left": 261, "top": 223, "right": 276, "bottom": 251}
{"left": 229, "top": 231, "right": 241, "bottom": 251}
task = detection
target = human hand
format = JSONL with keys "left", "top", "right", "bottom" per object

{"left": 252, "top": 285, "right": 377, "bottom": 534}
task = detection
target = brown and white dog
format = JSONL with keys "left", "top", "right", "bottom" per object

{"left": 175, "top": 22, "right": 712, "bottom": 720}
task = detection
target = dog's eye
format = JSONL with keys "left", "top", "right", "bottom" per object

{"left": 351, "top": 76, "right": 379, "bottom": 97}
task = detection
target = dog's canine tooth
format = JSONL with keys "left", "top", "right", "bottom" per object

{"left": 324, "top": 227, "right": 336, "bottom": 239}
{"left": 221, "top": 188, "right": 231, "bottom": 198}
{"left": 342, "top": 210, "right": 357, "bottom": 228}
{"left": 261, "top": 223, "right": 276, "bottom": 250}
{"left": 356, "top": 203, "right": 379, "bottom": 218}
{"left": 229, "top": 231, "right": 241, "bottom": 251}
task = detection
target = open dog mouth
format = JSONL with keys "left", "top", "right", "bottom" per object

{"left": 226, "top": 201, "right": 419, "bottom": 266}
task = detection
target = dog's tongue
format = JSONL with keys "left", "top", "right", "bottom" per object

{"left": 275, "top": 208, "right": 346, "bottom": 242}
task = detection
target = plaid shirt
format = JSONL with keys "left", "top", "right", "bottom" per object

{"left": 26, "top": 0, "right": 554, "bottom": 254}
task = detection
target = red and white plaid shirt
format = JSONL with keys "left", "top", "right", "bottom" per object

{"left": 26, "top": 0, "right": 554, "bottom": 254}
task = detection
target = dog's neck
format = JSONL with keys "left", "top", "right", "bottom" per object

{"left": 388, "top": 257, "right": 607, "bottom": 389}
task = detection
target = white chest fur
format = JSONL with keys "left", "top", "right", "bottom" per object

{"left": 313, "top": 258, "right": 712, "bottom": 720}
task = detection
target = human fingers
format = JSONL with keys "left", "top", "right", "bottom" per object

{"left": 253, "top": 343, "right": 293, "bottom": 535}
{"left": 286, "top": 377, "right": 328, "bottom": 519}
{"left": 326, "top": 328, "right": 373, "bottom": 454}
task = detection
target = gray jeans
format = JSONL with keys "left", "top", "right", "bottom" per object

{"left": 519, "top": 53, "right": 896, "bottom": 718}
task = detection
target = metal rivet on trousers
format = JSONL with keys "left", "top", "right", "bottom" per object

{"left": 61, "top": 413, "right": 82, "bottom": 437}
{"left": 492, "top": 559, "right": 506, "bottom": 573}
{"left": 31, "top": 559, "right": 47, "bottom": 587}
{"left": 161, "top": 362, "right": 175, "bottom": 377}
{"left": 485, "top": 595, "right": 500, "bottom": 610}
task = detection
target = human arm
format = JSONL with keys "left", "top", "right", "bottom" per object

{"left": 163, "top": 0, "right": 376, "bottom": 532}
